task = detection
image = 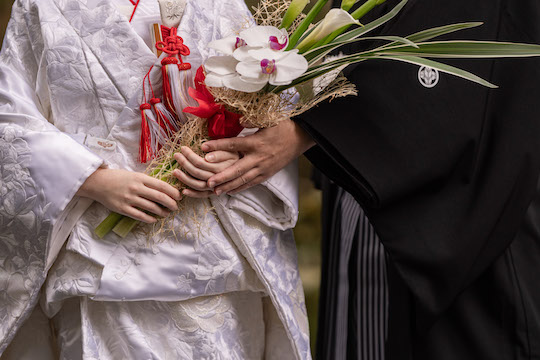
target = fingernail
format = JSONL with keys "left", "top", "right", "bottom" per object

{"left": 206, "top": 154, "right": 215, "bottom": 161}
{"left": 201, "top": 143, "right": 209, "bottom": 151}
{"left": 208, "top": 181, "right": 215, "bottom": 188}
{"left": 215, "top": 189, "right": 222, "bottom": 196}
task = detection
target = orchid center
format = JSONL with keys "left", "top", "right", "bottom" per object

{"left": 269, "top": 36, "right": 288, "bottom": 51}
{"left": 234, "top": 37, "right": 247, "bottom": 49}
{"left": 260, "top": 59, "right": 276, "bottom": 74}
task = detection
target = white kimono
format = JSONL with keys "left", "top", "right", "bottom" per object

{"left": 0, "top": 0, "right": 311, "bottom": 359}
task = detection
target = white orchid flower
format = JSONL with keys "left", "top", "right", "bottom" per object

{"left": 203, "top": 25, "right": 307, "bottom": 93}
{"left": 297, "top": 9, "right": 361, "bottom": 51}
{"left": 236, "top": 48, "right": 308, "bottom": 89}
{"left": 204, "top": 55, "right": 238, "bottom": 86}
{"left": 208, "top": 35, "right": 248, "bottom": 55}
{"left": 240, "top": 26, "right": 289, "bottom": 51}
{"left": 204, "top": 55, "right": 269, "bottom": 93}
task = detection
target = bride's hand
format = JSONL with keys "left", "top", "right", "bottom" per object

{"left": 77, "top": 168, "right": 181, "bottom": 223}
{"left": 173, "top": 146, "right": 239, "bottom": 198}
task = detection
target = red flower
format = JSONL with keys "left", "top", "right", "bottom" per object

{"left": 183, "top": 66, "right": 244, "bottom": 139}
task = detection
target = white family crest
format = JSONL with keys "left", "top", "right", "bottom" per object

{"left": 418, "top": 66, "right": 440, "bottom": 88}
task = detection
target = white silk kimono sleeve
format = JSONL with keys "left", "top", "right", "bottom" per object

{"left": 0, "top": 2, "right": 102, "bottom": 352}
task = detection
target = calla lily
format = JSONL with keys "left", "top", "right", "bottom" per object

{"left": 281, "top": 0, "right": 310, "bottom": 29}
{"left": 296, "top": 9, "right": 361, "bottom": 52}
{"left": 236, "top": 48, "right": 309, "bottom": 88}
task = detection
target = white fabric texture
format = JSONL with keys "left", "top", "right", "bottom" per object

{"left": 0, "top": 0, "right": 310, "bottom": 358}
{"left": 53, "top": 293, "right": 268, "bottom": 360}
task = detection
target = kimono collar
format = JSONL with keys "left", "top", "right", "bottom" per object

{"left": 51, "top": 0, "right": 158, "bottom": 103}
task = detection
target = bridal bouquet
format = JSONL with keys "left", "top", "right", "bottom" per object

{"left": 96, "top": 0, "right": 540, "bottom": 239}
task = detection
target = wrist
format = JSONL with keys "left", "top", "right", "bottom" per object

{"left": 76, "top": 167, "right": 106, "bottom": 200}
{"left": 293, "top": 121, "right": 316, "bottom": 154}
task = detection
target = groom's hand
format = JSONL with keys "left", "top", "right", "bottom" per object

{"left": 200, "top": 119, "right": 315, "bottom": 195}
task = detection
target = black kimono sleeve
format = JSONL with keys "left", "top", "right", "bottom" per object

{"left": 296, "top": 0, "right": 540, "bottom": 331}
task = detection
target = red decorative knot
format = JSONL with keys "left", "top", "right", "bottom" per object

{"left": 161, "top": 57, "right": 179, "bottom": 65}
{"left": 156, "top": 26, "right": 192, "bottom": 70}
{"left": 140, "top": 103, "right": 152, "bottom": 110}
{"left": 150, "top": 98, "right": 161, "bottom": 105}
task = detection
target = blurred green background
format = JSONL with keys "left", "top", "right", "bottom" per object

{"left": 0, "top": 0, "right": 324, "bottom": 355}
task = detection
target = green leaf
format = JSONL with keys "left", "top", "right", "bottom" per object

{"left": 272, "top": 57, "right": 370, "bottom": 93}
{"left": 373, "top": 55, "right": 498, "bottom": 88}
{"left": 377, "top": 40, "right": 540, "bottom": 58}
{"left": 341, "top": 0, "right": 356, "bottom": 11}
{"left": 304, "top": 35, "right": 418, "bottom": 64}
{"left": 333, "top": 0, "right": 408, "bottom": 42}
{"left": 281, "top": 0, "right": 311, "bottom": 30}
{"left": 287, "top": 0, "right": 330, "bottom": 50}
{"left": 300, "top": 0, "right": 408, "bottom": 63}
{"left": 376, "top": 22, "right": 483, "bottom": 51}
{"left": 405, "top": 22, "right": 483, "bottom": 43}
{"left": 312, "top": 0, "right": 391, "bottom": 50}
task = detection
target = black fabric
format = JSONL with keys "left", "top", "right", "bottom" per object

{"left": 316, "top": 177, "right": 388, "bottom": 360}
{"left": 297, "top": 0, "right": 540, "bottom": 359}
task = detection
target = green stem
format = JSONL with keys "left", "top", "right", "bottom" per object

{"left": 287, "top": 0, "right": 329, "bottom": 51}
{"left": 113, "top": 217, "right": 140, "bottom": 238}
{"left": 281, "top": 0, "right": 310, "bottom": 30}
{"left": 95, "top": 212, "right": 123, "bottom": 238}
{"left": 310, "top": 0, "right": 384, "bottom": 50}
{"left": 95, "top": 157, "right": 182, "bottom": 239}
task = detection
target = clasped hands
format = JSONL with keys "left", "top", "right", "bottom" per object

{"left": 78, "top": 120, "right": 314, "bottom": 223}
{"left": 174, "top": 119, "right": 315, "bottom": 198}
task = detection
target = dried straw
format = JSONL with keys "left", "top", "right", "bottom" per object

{"left": 209, "top": 74, "right": 357, "bottom": 129}
{"left": 251, "top": 0, "right": 306, "bottom": 35}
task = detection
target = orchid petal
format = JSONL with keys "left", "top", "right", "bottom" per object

{"left": 236, "top": 60, "right": 266, "bottom": 79}
{"left": 240, "top": 74, "right": 269, "bottom": 84}
{"left": 269, "top": 78, "right": 293, "bottom": 86}
{"left": 204, "top": 56, "right": 238, "bottom": 75}
{"left": 204, "top": 72, "right": 225, "bottom": 87}
{"left": 247, "top": 48, "right": 292, "bottom": 61}
{"left": 270, "top": 53, "right": 309, "bottom": 84}
{"left": 233, "top": 46, "right": 257, "bottom": 62}
{"left": 208, "top": 36, "right": 239, "bottom": 55}
{"left": 223, "top": 76, "right": 267, "bottom": 93}
{"left": 240, "top": 26, "right": 289, "bottom": 49}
